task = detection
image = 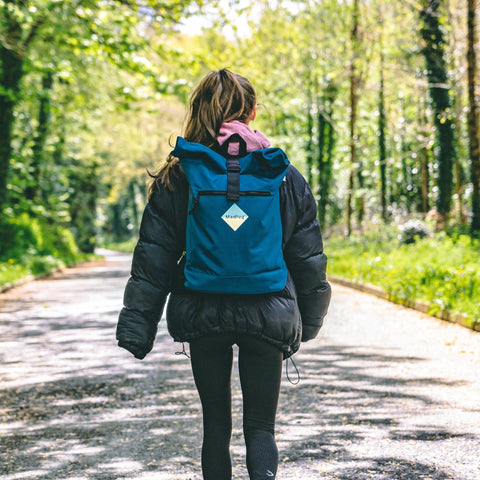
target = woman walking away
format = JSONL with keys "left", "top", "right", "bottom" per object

{"left": 116, "top": 68, "right": 331, "bottom": 480}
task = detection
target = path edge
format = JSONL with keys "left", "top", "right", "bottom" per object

{"left": 0, "top": 256, "right": 105, "bottom": 295}
{"left": 329, "top": 275, "right": 480, "bottom": 333}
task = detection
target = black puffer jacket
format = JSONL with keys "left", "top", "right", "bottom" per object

{"left": 116, "top": 152, "right": 331, "bottom": 360}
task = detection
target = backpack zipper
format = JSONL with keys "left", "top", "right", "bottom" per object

{"left": 189, "top": 190, "right": 271, "bottom": 214}
{"left": 200, "top": 190, "right": 271, "bottom": 196}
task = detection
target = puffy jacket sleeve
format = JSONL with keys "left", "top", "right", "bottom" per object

{"left": 116, "top": 175, "right": 186, "bottom": 359}
{"left": 282, "top": 166, "right": 331, "bottom": 342}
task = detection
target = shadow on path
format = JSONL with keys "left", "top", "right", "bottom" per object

{"left": 0, "top": 254, "right": 479, "bottom": 479}
{"left": 276, "top": 344, "right": 473, "bottom": 479}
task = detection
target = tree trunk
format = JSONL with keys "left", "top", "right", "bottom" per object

{"left": 378, "top": 47, "right": 387, "bottom": 222}
{"left": 69, "top": 162, "right": 98, "bottom": 253}
{"left": 0, "top": 4, "right": 46, "bottom": 217}
{"left": 323, "top": 118, "right": 335, "bottom": 226}
{"left": 421, "top": 147, "right": 430, "bottom": 214}
{"left": 317, "top": 110, "right": 327, "bottom": 225}
{"left": 355, "top": 160, "right": 365, "bottom": 227}
{"left": 452, "top": 81, "right": 466, "bottom": 223}
{"left": 418, "top": 99, "right": 430, "bottom": 214}
{"left": 401, "top": 155, "right": 411, "bottom": 214}
{"left": 129, "top": 181, "right": 140, "bottom": 232}
{"left": 306, "top": 90, "right": 315, "bottom": 189}
{"left": 467, "top": 0, "right": 480, "bottom": 234}
{"left": 446, "top": 0, "right": 467, "bottom": 224}
{"left": 27, "top": 71, "right": 54, "bottom": 202}
{"left": 0, "top": 34, "right": 24, "bottom": 216}
{"left": 347, "top": 0, "right": 360, "bottom": 236}
{"left": 419, "top": 0, "right": 456, "bottom": 223}
{"left": 317, "top": 78, "right": 337, "bottom": 228}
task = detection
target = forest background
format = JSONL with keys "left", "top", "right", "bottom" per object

{"left": 1, "top": 0, "right": 479, "bottom": 328}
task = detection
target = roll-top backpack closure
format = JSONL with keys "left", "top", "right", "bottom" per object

{"left": 172, "top": 136, "right": 290, "bottom": 294}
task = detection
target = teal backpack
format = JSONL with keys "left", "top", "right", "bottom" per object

{"left": 172, "top": 135, "right": 290, "bottom": 295}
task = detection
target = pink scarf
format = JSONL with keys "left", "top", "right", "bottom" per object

{"left": 217, "top": 120, "right": 271, "bottom": 156}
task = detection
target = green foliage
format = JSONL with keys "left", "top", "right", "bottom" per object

{"left": 0, "top": 214, "right": 39, "bottom": 257}
{"left": 0, "top": 0, "right": 198, "bottom": 258}
{"left": 1, "top": 0, "right": 478, "bottom": 290}
{"left": 101, "top": 238, "right": 137, "bottom": 254}
{"left": 0, "top": 214, "right": 82, "bottom": 287}
{"left": 327, "top": 231, "right": 480, "bottom": 325}
{"left": 0, "top": 214, "right": 79, "bottom": 260}
{"left": 0, "top": 261, "right": 29, "bottom": 285}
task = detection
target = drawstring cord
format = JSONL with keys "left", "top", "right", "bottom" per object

{"left": 285, "top": 356, "right": 300, "bottom": 385}
{"left": 175, "top": 342, "right": 190, "bottom": 358}
{"left": 175, "top": 341, "right": 299, "bottom": 385}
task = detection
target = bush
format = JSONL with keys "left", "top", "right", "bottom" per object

{"left": 0, "top": 214, "right": 41, "bottom": 259}
{"left": 399, "top": 219, "right": 430, "bottom": 244}
{"left": 39, "top": 223, "right": 80, "bottom": 263}
{"left": 0, "top": 215, "right": 85, "bottom": 288}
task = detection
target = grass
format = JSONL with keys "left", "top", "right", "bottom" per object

{"left": 0, "top": 252, "right": 99, "bottom": 290}
{"left": 326, "top": 227, "right": 480, "bottom": 327}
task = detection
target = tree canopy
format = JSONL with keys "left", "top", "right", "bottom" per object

{"left": 1, "top": 0, "right": 479, "bottom": 257}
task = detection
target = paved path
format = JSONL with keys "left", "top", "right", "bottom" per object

{"left": 0, "top": 250, "right": 479, "bottom": 480}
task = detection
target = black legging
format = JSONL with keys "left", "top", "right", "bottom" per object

{"left": 190, "top": 332, "right": 283, "bottom": 480}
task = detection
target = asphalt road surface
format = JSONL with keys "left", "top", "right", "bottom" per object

{"left": 1, "top": 250, "right": 479, "bottom": 480}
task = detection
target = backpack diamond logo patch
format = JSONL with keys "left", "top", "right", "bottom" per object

{"left": 222, "top": 203, "right": 248, "bottom": 231}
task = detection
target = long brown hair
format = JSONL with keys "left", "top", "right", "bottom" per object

{"left": 148, "top": 69, "right": 257, "bottom": 196}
